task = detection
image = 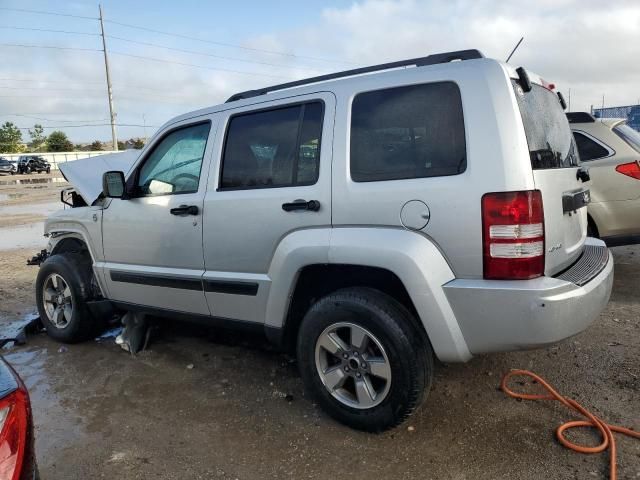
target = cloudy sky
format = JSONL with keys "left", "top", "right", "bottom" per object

{"left": 1, "top": 0, "right": 639, "bottom": 144}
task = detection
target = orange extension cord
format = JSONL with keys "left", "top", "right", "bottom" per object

{"left": 501, "top": 369, "right": 639, "bottom": 480}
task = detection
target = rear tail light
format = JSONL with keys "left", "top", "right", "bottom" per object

{"left": 482, "top": 190, "right": 545, "bottom": 280}
{"left": 615, "top": 161, "right": 640, "bottom": 180}
{"left": 0, "top": 382, "right": 30, "bottom": 480}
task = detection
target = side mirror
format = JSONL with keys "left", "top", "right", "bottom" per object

{"left": 102, "top": 171, "right": 126, "bottom": 198}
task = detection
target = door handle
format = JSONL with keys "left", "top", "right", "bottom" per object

{"left": 170, "top": 205, "right": 199, "bottom": 216}
{"left": 282, "top": 199, "right": 321, "bottom": 212}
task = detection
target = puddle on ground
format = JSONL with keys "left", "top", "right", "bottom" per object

{"left": 0, "top": 177, "right": 66, "bottom": 186}
{"left": 0, "top": 221, "right": 47, "bottom": 250}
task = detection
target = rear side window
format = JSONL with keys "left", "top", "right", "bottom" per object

{"left": 221, "top": 101, "right": 324, "bottom": 190}
{"left": 512, "top": 80, "right": 579, "bottom": 169}
{"left": 573, "top": 132, "right": 610, "bottom": 161}
{"left": 613, "top": 123, "right": 640, "bottom": 153}
{"left": 350, "top": 82, "right": 466, "bottom": 182}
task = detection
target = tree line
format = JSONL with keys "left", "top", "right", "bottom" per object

{"left": 0, "top": 121, "right": 145, "bottom": 153}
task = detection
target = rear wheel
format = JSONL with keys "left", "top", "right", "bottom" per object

{"left": 36, "top": 252, "right": 102, "bottom": 343}
{"left": 297, "top": 287, "right": 433, "bottom": 432}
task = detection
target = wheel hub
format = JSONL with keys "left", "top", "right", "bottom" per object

{"left": 41, "top": 273, "right": 73, "bottom": 329}
{"left": 315, "top": 322, "right": 392, "bottom": 409}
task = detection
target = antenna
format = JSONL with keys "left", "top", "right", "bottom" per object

{"left": 506, "top": 37, "right": 524, "bottom": 63}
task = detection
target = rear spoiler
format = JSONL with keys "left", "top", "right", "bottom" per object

{"left": 566, "top": 112, "right": 596, "bottom": 124}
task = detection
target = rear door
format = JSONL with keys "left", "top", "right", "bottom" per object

{"left": 201, "top": 93, "right": 334, "bottom": 323}
{"left": 512, "top": 80, "right": 586, "bottom": 275}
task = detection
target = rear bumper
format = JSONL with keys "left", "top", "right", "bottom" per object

{"left": 443, "top": 238, "right": 613, "bottom": 355}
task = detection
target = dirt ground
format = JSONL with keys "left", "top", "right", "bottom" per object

{"left": 0, "top": 173, "right": 638, "bottom": 479}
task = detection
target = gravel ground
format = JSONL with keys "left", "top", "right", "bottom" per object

{"left": 0, "top": 173, "right": 638, "bottom": 479}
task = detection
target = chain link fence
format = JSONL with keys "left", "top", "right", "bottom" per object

{"left": 591, "top": 104, "right": 640, "bottom": 132}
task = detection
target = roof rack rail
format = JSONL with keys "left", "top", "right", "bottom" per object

{"left": 226, "top": 49, "right": 485, "bottom": 103}
{"left": 566, "top": 112, "right": 596, "bottom": 123}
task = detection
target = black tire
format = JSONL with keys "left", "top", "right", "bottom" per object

{"left": 297, "top": 287, "right": 433, "bottom": 432}
{"left": 46, "top": 167, "right": 51, "bottom": 174}
{"left": 35, "top": 252, "right": 101, "bottom": 343}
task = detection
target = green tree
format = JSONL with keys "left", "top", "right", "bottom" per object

{"left": 28, "top": 124, "right": 46, "bottom": 151}
{"left": 90, "top": 140, "right": 104, "bottom": 151}
{"left": 47, "top": 131, "right": 73, "bottom": 152}
{"left": 0, "top": 122, "right": 24, "bottom": 153}
{"left": 132, "top": 138, "right": 145, "bottom": 149}
{"left": 117, "top": 140, "right": 126, "bottom": 150}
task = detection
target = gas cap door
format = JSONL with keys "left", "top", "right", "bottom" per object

{"left": 400, "top": 200, "right": 430, "bottom": 230}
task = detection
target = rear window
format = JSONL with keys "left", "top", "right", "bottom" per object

{"left": 613, "top": 123, "right": 640, "bottom": 153}
{"left": 350, "top": 82, "right": 466, "bottom": 182}
{"left": 573, "top": 132, "right": 610, "bottom": 161}
{"left": 512, "top": 80, "right": 579, "bottom": 169}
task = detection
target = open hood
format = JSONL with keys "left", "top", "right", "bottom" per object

{"left": 59, "top": 150, "right": 139, "bottom": 205}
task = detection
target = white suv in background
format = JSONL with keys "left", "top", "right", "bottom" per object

{"left": 35, "top": 50, "right": 613, "bottom": 431}
{"left": 568, "top": 112, "right": 640, "bottom": 243}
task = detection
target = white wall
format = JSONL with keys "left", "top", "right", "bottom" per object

{"left": 2, "top": 151, "right": 119, "bottom": 170}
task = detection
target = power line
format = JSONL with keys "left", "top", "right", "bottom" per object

{"left": 0, "top": 25, "right": 99, "bottom": 36}
{"left": 7, "top": 114, "right": 111, "bottom": 123}
{"left": 107, "top": 35, "right": 322, "bottom": 72}
{"left": 0, "top": 43, "right": 102, "bottom": 52}
{"left": 13, "top": 123, "right": 159, "bottom": 129}
{"left": 0, "top": 7, "right": 97, "bottom": 21}
{"left": 104, "top": 18, "right": 353, "bottom": 66}
{"left": 110, "top": 51, "right": 288, "bottom": 79}
{"left": 0, "top": 43, "right": 289, "bottom": 79}
{"left": 0, "top": 86, "right": 104, "bottom": 92}
{"left": 0, "top": 78, "right": 104, "bottom": 85}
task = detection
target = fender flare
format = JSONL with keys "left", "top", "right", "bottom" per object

{"left": 265, "top": 227, "right": 471, "bottom": 362}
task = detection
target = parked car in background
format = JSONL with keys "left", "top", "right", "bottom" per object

{"left": 0, "top": 356, "right": 38, "bottom": 479}
{"left": 568, "top": 112, "right": 640, "bottom": 244}
{"left": 35, "top": 50, "right": 613, "bottom": 432}
{"left": 17, "top": 156, "right": 51, "bottom": 175}
{"left": 0, "top": 157, "right": 16, "bottom": 175}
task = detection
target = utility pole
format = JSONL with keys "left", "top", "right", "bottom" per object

{"left": 99, "top": 4, "right": 118, "bottom": 151}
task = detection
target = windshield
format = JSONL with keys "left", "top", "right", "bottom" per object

{"left": 613, "top": 123, "right": 640, "bottom": 153}
{"left": 512, "top": 80, "right": 579, "bottom": 169}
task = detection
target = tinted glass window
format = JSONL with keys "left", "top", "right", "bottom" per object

{"left": 137, "top": 122, "right": 210, "bottom": 196}
{"left": 613, "top": 123, "right": 640, "bottom": 153}
{"left": 221, "top": 102, "right": 323, "bottom": 189}
{"left": 573, "top": 132, "right": 610, "bottom": 161}
{"left": 513, "top": 81, "right": 579, "bottom": 169}
{"left": 350, "top": 82, "right": 466, "bottom": 182}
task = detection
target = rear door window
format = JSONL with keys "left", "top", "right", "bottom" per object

{"left": 512, "top": 81, "right": 579, "bottom": 169}
{"left": 572, "top": 132, "right": 611, "bottom": 161}
{"left": 220, "top": 101, "right": 324, "bottom": 190}
{"left": 350, "top": 82, "right": 466, "bottom": 182}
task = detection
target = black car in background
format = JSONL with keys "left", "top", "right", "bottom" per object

{"left": 0, "top": 157, "right": 16, "bottom": 175}
{"left": 0, "top": 356, "right": 38, "bottom": 479}
{"left": 17, "top": 156, "right": 51, "bottom": 174}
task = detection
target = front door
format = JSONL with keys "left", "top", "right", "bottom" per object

{"left": 101, "top": 119, "right": 215, "bottom": 315}
{"left": 201, "top": 93, "right": 334, "bottom": 323}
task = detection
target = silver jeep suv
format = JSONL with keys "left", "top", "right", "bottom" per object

{"left": 36, "top": 49, "right": 613, "bottom": 431}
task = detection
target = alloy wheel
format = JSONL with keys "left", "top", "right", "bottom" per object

{"left": 315, "top": 322, "right": 392, "bottom": 409}
{"left": 42, "top": 273, "right": 73, "bottom": 329}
